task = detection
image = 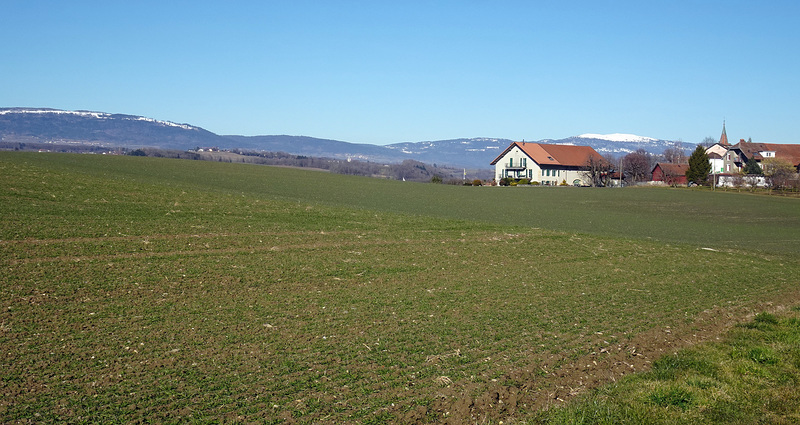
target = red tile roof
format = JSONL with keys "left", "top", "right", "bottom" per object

{"left": 652, "top": 162, "right": 689, "bottom": 176}
{"left": 734, "top": 142, "right": 800, "bottom": 167}
{"left": 651, "top": 163, "right": 689, "bottom": 183}
{"left": 490, "top": 142, "right": 605, "bottom": 167}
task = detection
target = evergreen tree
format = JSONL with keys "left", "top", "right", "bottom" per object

{"left": 685, "top": 145, "right": 711, "bottom": 185}
{"left": 744, "top": 158, "right": 763, "bottom": 175}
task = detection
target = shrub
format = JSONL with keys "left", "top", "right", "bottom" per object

{"left": 531, "top": 181, "right": 540, "bottom": 185}
{"left": 560, "top": 179, "right": 568, "bottom": 186}
{"left": 129, "top": 149, "right": 147, "bottom": 156}
{"left": 472, "top": 179, "right": 482, "bottom": 186}
{"left": 517, "top": 179, "right": 530, "bottom": 185}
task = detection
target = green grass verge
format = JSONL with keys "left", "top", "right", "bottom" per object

{"left": 536, "top": 308, "right": 800, "bottom": 424}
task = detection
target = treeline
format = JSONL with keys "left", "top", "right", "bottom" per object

{"left": 0, "top": 141, "right": 118, "bottom": 154}
{"left": 0, "top": 141, "right": 491, "bottom": 183}
{"left": 210, "top": 148, "right": 492, "bottom": 183}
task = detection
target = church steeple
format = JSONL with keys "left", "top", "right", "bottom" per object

{"left": 719, "top": 120, "right": 729, "bottom": 146}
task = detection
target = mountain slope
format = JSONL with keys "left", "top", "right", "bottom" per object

{"left": 559, "top": 134, "right": 692, "bottom": 157}
{"left": 223, "top": 135, "right": 403, "bottom": 163}
{"left": 0, "top": 108, "right": 227, "bottom": 149}
{"left": 1, "top": 108, "right": 695, "bottom": 169}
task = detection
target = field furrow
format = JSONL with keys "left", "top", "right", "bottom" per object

{"left": 2, "top": 152, "right": 799, "bottom": 424}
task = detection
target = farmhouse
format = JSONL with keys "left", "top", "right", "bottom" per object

{"left": 651, "top": 162, "right": 689, "bottom": 186}
{"left": 490, "top": 141, "right": 604, "bottom": 186}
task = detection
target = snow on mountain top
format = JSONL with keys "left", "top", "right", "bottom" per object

{"left": 577, "top": 133, "right": 657, "bottom": 142}
{"left": 0, "top": 108, "right": 196, "bottom": 130}
{"left": 132, "top": 116, "right": 196, "bottom": 130}
{"left": 0, "top": 108, "right": 109, "bottom": 119}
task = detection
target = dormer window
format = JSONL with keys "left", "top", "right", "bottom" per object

{"left": 760, "top": 151, "right": 775, "bottom": 158}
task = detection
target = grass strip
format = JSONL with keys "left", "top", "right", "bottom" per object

{"left": 537, "top": 307, "right": 800, "bottom": 424}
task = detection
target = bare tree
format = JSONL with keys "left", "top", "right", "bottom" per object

{"left": 662, "top": 143, "right": 687, "bottom": 164}
{"left": 700, "top": 136, "right": 717, "bottom": 148}
{"left": 731, "top": 172, "right": 745, "bottom": 192}
{"left": 761, "top": 158, "right": 796, "bottom": 190}
{"left": 622, "top": 149, "right": 652, "bottom": 183}
{"left": 583, "top": 154, "right": 613, "bottom": 187}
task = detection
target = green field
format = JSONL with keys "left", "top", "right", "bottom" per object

{"left": 2, "top": 152, "right": 800, "bottom": 423}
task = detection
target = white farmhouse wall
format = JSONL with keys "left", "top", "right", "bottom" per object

{"left": 495, "top": 146, "right": 541, "bottom": 181}
{"left": 538, "top": 168, "right": 572, "bottom": 185}
{"left": 709, "top": 157, "right": 725, "bottom": 174}
{"left": 493, "top": 143, "right": 596, "bottom": 186}
{"left": 495, "top": 146, "right": 590, "bottom": 185}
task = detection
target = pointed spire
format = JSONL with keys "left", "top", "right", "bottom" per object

{"left": 719, "top": 120, "right": 729, "bottom": 146}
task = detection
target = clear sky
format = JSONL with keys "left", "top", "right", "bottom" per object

{"left": 2, "top": 1, "right": 798, "bottom": 145}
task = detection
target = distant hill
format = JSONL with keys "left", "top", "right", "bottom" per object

{"left": 545, "top": 134, "right": 695, "bottom": 158}
{"left": 0, "top": 108, "right": 228, "bottom": 149}
{"left": 223, "top": 135, "right": 403, "bottom": 164}
{"left": 1, "top": 108, "right": 695, "bottom": 169}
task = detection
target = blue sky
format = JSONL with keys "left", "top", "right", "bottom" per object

{"left": 2, "top": 1, "right": 798, "bottom": 145}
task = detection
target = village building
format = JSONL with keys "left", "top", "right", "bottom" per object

{"left": 700, "top": 122, "right": 800, "bottom": 188}
{"left": 722, "top": 139, "right": 800, "bottom": 174}
{"left": 705, "top": 121, "right": 731, "bottom": 174}
{"left": 490, "top": 141, "right": 605, "bottom": 186}
{"left": 651, "top": 163, "right": 689, "bottom": 186}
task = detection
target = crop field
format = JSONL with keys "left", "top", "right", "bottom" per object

{"left": 2, "top": 152, "right": 800, "bottom": 424}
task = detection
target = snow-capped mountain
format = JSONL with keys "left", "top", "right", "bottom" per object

{"left": 577, "top": 133, "right": 658, "bottom": 143}
{"left": 555, "top": 134, "right": 692, "bottom": 158}
{"left": 0, "top": 108, "right": 224, "bottom": 148}
{"left": 0, "top": 108, "right": 200, "bottom": 130}
{"left": 1, "top": 108, "right": 695, "bottom": 169}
